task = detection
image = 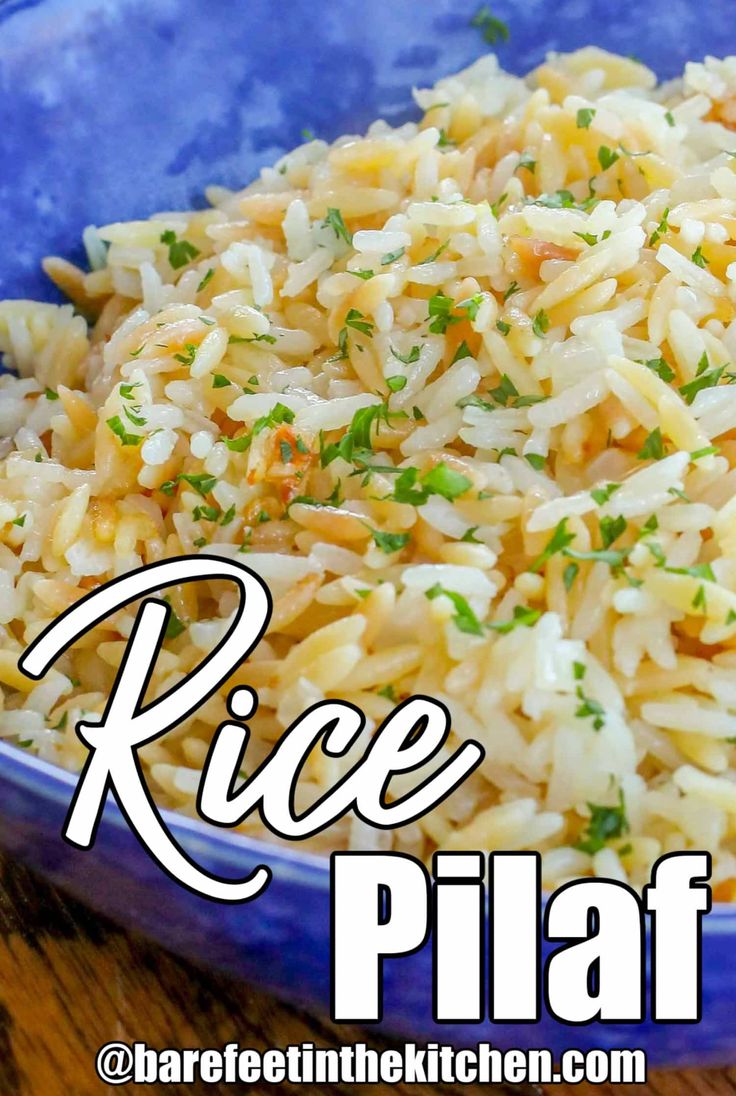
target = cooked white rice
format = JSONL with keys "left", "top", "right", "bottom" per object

{"left": 3, "top": 47, "right": 736, "bottom": 896}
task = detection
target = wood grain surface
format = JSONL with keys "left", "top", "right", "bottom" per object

{"left": 0, "top": 852, "right": 733, "bottom": 1095}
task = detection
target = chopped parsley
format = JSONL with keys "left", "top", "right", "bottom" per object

{"left": 597, "top": 145, "right": 620, "bottom": 172}
{"left": 368, "top": 528, "right": 411, "bottom": 554}
{"left": 320, "top": 401, "right": 404, "bottom": 467}
{"left": 470, "top": 4, "right": 509, "bottom": 44}
{"left": 344, "top": 308, "right": 375, "bottom": 337}
{"left": 691, "top": 245, "right": 708, "bottom": 268}
{"left": 503, "top": 280, "right": 520, "bottom": 302}
{"left": 575, "top": 790, "right": 629, "bottom": 854}
{"left": 563, "top": 562, "right": 580, "bottom": 590}
{"left": 163, "top": 598, "right": 187, "bottom": 640}
{"left": 212, "top": 373, "right": 231, "bottom": 389}
{"left": 529, "top": 518, "right": 576, "bottom": 572}
{"left": 389, "top": 462, "right": 472, "bottom": 506}
{"left": 419, "top": 240, "right": 450, "bottom": 266}
{"left": 197, "top": 268, "right": 215, "bottom": 292}
{"left": 516, "top": 153, "right": 536, "bottom": 174}
{"left": 496, "top": 319, "right": 511, "bottom": 336}
{"left": 391, "top": 344, "right": 421, "bottom": 365}
{"left": 599, "top": 514, "right": 627, "bottom": 549}
{"left": 426, "top": 583, "right": 483, "bottom": 636}
{"left": 252, "top": 403, "right": 296, "bottom": 437}
{"left": 451, "top": 340, "right": 473, "bottom": 365}
{"left": 591, "top": 482, "right": 621, "bottom": 506}
{"left": 457, "top": 294, "right": 484, "bottom": 322}
{"left": 640, "top": 356, "right": 675, "bottom": 383}
{"left": 637, "top": 427, "right": 667, "bottom": 461}
{"left": 428, "top": 292, "right": 462, "bottom": 334}
{"left": 178, "top": 473, "right": 218, "bottom": 497}
{"left": 487, "top": 604, "right": 541, "bottom": 634}
{"left": 381, "top": 247, "right": 406, "bottom": 265}
{"left": 386, "top": 375, "right": 407, "bottom": 392}
{"left": 648, "top": 207, "right": 669, "bottom": 247}
{"left": 666, "top": 561, "right": 716, "bottom": 582}
{"left": 532, "top": 309, "right": 550, "bottom": 338}
{"left": 106, "top": 415, "right": 142, "bottom": 447}
{"left": 458, "top": 375, "right": 545, "bottom": 411}
{"left": 173, "top": 343, "right": 198, "bottom": 367}
{"left": 323, "top": 208, "right": 353, "bottom": 246}
{"left": 44, "top": 387, "right": 59, "bottom": 400}
{"left": 575, "top": 686, "right": 606, "bottom": 731}
{"left": 679, "top": 353, "right": 725, "bottom": 405}
{"left": 576, "top": 107, "right": 596, "bottom": 129}
{"left": 160, "top": 230, "right": 200, "bottom": 270}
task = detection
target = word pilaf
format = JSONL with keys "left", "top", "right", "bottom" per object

{"left": 2, "top": 47, "right": 736, "bottom": 894}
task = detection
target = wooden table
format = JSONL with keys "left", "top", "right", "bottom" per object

{"left": 0, "top": 853, "right": 733, "bottom": 1095}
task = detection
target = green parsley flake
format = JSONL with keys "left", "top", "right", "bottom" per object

{"left": 391, "top": 344, "right": 421, "bottom": 365}
{"left": 575, "top": 686, "right": 606, "bottom": 730}
{"left": 530, "top": 518, "right": 576, "bottom": 572}
{"left": 426, "top": 583, "right": 483, "bottom": 636}
{"left": 450, "top": 340, "right": 473, "bottom": 365}
{"left": 369, "top": 528, "right": 411, "bottom": 554}
{"left": 163, "top": 597, "right": 187, "bottom": 640}
{"left": 345, "top": 308, "right": 375, "bottom": 337}
{"left": 679, "top": 353, "right": 725, "bottom": 405}
{"left": 178, "top": 473, "right": 218, "bottom": 497}
{"left": 640, "top": 356, "right": 675, "bottom": 383}
{"left": 576, "top": 107, "right": 596, "bottom": 129}
{"left": 597, "top": 145, "right": 620, "bottom": 171}
{"left": 197, "top": 268, "right": 215, "bottom": 293}
{"left": 487, "top": 604, "right": 541, "bottom": 634}
{"left": 390, "top": 462, "right": 471, "bottom": 506}
{"left": 427, "top": 292, "right": 461, "bottom": 334}
{"left": 532, "top": 309, "right": 550, "bottom": 337}
{"left": 106, "top": 415, "right": 142, "bottom": 447}
{"left": 381, "top": 247, "right": 406, "bottom": 265}
{"left": 470, "top": 4, "right": 509, "bottom": 44}
{"left": 160, "top": 230, "right": 200, "bottom": 270}
{"left": 575, "top": 790, "right": 629, "bottom": 854}
{"left": 637, "top": 427, "right": 667, "bottom": 461}
{"left": 591, "top": 482, "right": 621, "bottom": 506}
{"left": 648, "top": 207, "right": 669, "bottom": 247}
{"left": 563, "top": 561, "right": 579, "bottom": 590}
{"left": 323, "top": 208, "right": 353, "bottom": 246}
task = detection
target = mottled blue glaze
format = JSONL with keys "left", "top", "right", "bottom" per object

{"left": 1, "top": 0, "right": 735, "bottom": 1066}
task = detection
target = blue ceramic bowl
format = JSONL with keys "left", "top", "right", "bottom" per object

{"left": 1, "top": 0, "right": 736, "bottom": 1068}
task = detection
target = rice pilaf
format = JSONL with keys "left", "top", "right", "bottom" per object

{"left": 2, "top": 48, "right": 736, "bottom": 896}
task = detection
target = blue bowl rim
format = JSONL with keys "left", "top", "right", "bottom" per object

{"left": 4, "top": 738, "right": 736, "bottom": 921}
